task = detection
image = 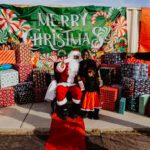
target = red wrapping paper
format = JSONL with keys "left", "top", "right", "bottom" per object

{"left": 16, "top": 64, "right": 33, "bottom": 82}
{"left": 0, "top": 87, "right": 15, "bottom": 107}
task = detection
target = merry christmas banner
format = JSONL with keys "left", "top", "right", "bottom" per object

{"left": 0, "top": 5, "right": 127, "bottom": 68}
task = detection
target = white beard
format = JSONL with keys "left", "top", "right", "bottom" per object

{"left": 67, "top": 59, "right": 79, "bottom": 83}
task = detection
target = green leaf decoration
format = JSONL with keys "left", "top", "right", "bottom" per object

{"left": 108, "top": 8, "right": 121, "bottom": 22}
{"left": 7, "top": 33, "right": 20, "bottom": 44}
{"left": 97, "top": 27, "right": 111, "bottom": 40}
{"left": 119, "top": 8, "right": 126, "bottom": 17}
{"left": 0, "top": 29, "right": 8, "bottom": 44}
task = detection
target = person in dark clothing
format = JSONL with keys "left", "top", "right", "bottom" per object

{"left": 79, "top": 49, "right": 101, "bottom": 119}
{"left": 79, "top": 49, "right": 99, "bottom": 81}
{"left": 81, "top": 67, "right": 101, "bottom": 119}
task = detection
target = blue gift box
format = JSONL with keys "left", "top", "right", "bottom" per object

{"left": 121, "top": 63, "right": 149, "bottom": 80}
{"left": 119, "top": 97, "right": 126, "bottom": 114}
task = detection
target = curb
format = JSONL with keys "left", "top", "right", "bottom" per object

{"left": 0, "top": 128, "right": 50, "bottom": 135}
{"left": 0, "top": 127, "right": 150, "bottom": 136}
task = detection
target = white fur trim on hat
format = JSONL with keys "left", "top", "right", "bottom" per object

{"left": 68, "top": 50, "right": 81, "bottom": 60}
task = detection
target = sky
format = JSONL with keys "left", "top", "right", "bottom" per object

{"left": 0, "top": 0, "right": 150, "bottom": 7}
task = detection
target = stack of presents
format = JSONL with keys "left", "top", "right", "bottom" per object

{"left": 99, "top": 53, "right": 150, "bottom": 117}
{"left": 0, "top": 44, "right": 51, "bottom": 107}
{"left": 0, "top": 47, "right": 150, "bottom": 118}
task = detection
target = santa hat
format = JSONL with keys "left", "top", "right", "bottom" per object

{"left": 68, "top": 49, "right": 81, "bottom": 60}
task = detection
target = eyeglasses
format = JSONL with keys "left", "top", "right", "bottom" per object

{"left": 74, "top": 56, "right": 79, "bottom": 59}
{"left": 88, "top": 70, "right": 93, "bottom": 73}
{"left": 83, "top": 53, "right": 89, "bottom": 56}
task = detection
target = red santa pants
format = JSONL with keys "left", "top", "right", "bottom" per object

{"left": 56, "top": 85, "right": 82, "bottom": 106}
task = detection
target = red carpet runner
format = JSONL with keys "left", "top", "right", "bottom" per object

{"left": 45, "top": 113, "right": 86, "bottom": 150}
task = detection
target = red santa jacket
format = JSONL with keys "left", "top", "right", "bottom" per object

{"left": 55, "top": 62, "right": 78, "bottom": 84}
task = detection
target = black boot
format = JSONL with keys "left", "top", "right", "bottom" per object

{"left": 93, "top": 109, "right": 99, "bottom": 120}
{"left": 56, "top": 104, "right": 68, "bottom": 120}
{"left": 87, "top": 111, "right": 93, "bottom": 119}
{"left": 69, "top": 103, "right": 80, "bottom": 119}
{"left": 51, "top": 100, "right": 56, "bottom": 114}
{"left": 80, "top": 110, "right": 87, "bottom": 118}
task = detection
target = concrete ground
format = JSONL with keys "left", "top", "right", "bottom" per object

{"left": 0, "top": 102, "right": 150, "bottom": 135}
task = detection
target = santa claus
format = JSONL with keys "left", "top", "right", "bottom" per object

{"left": 55, "top": 50, "right": 82, "bottom": 119}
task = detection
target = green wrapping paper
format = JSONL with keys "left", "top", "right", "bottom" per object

{"left": 139, "top": 94, "right": 150, "bottom": 115}
{"left": 118, "top": 97, "right": 126, "bottom": 114}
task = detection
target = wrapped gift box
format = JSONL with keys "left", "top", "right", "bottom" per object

{"left": 33, "top": 69, "right": 48, "bottom": 88}
{"left": 12, "top": 44, "right": 31, "bottom": 64}
{"left": 134, "top": 78, "right": 150, "bottom": 98}
{"left": 100, "top": 67, "right": 113, "bottom": 85}
{"left": 100, "top": 86, "right": 118, "bottom": 111}
{"left": 0, "top": 69, "right": 19, "bottom": 88}
{"left": 139, "top": 94, "right": 150, "bottom": 115}
{"left": 141, "top": 64, "right": 149, "bottom": 79}
{"left": 100, "top": 64, "right": 121, "bottom": 83}
{"left": 126, "top": 96, "right": 139, "bottom": 112}
{"left": 145, "top": 97, "right": 150, "bottom": 117}
{"left": 118, "top": 97, "right": 126, "bottom": 114}
{"left": 112, "top": 84, "right": 123, "bottom": 100}
{"left": 100, "top": 64, "right": 121, "bottom": 70}
{"left": 0, "top": 87, "right": 15, "bottom": 107}
{"left": 33, "top": 88, "right": 47, "bottom": 102}
{"left": 121, "top": 63, "right": 148, "bottom": 80}
{"left": 16, "top": 64, "right": 33, "bottom": 82}
{"left": 104, "top": 53, "right": 122, "bottom": 64}
{"left": 100, "top": 67, "right": 121, "bottom": 85}
{"left": 15, "top": 91, "right": 33, "bottom": 104}
{"left": 0, "top": 50, "right": 16, "bottom": 65}
{"left": 121, "top": 64, "right": 141, "bottom": 80}
{"left": 122, "top": 77, "right": 135, "bottom": 97}
{"left": 102, "top": 101, "right": 116, "bottom": 111}
{"left": 14, "top": 81, "right": 33, "bottom": 93}
{"left": 112, "top": 84, "right": 123, "bottom": 111}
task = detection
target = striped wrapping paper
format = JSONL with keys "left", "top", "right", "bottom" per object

{"left": 100, "top": 86, "right": 118, "bottom": 111}
{"left": 12, "top": 44, "right": 31, "bottom": 64}
{"left": 0, "top": 50, "right": 16, "bottom": 65}
{"left": 15, "top": 64, "right": 33, "bottom": 82}
{"left": 0, "top": 87, "right": 15, "bottom": 107}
